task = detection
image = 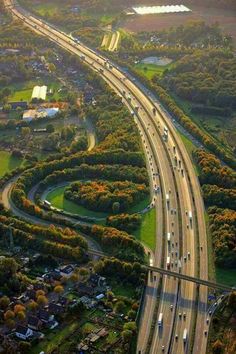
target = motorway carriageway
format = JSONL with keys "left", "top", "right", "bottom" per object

{"left": 5, "top": 1, "right": 209, "bottom": 353}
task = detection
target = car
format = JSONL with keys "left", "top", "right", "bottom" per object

{"left": 206, "top": 318, "right": 209, "bottom": 325}
{"left": 204, "top": 330, "right": 208, "bottom": 336}
{"left": 209, "top": 311, "right": 212, "bottom": 316}
{"left": 179, "top": 312, "right": 182, "bottom": 318}
{"left": 183, "top": 313, "right": 186, "bottom": 320}
{"left": 175, "top": 334, "right": 178, "bottom": 341}
{"left": 170, "top": 305, "right": 173, "bottom": 311}
{"left": 161, "top": 346, "right": 165, "bottom": 352}
{"left": 184, "top": 256, "right": 187, "bottom": 262}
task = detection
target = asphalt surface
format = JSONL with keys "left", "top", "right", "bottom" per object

{"left": 4, "top": 1, "right": 210, "bottom": 353}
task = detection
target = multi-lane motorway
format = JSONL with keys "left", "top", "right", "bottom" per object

{"left": 4, "top": 1, "right": 210, "bottom": 353}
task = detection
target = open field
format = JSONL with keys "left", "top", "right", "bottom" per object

{"left": 133, "top": 208, "right": 156, "bottom": 251}
{"left": 123, "top": 5, "right": 236, "bottom": 43}
{"left": 0, "top": 150, "right": 24, "bottom": 177}
{"left": 134, "top": 62, "right": 172, "bottom": 79}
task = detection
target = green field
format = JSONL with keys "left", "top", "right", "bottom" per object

{"left": 134, "top": 62, "right": 173, "bottom": 80}
{"left": 7, "top": 79, "right": 66, "bottom": 103}
{"left": 0, "top": 150, "right": 23, "bottom": 177}
{"left": 133, "top": 208, "right": 156, "bottom": 251}
{"left": 46, "top": 184, "right": 150, "bottom": 219}
{"left": 216, "top": 267, "right": 236, "bottom": 287}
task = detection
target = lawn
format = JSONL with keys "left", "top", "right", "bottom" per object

{"left": 0, "top": 150, "right": 24, "bottom": 177}
{"left": 134, "top": 62, "right": 172, "bottom": 80}
{"left": 46, "top": 184, "right": 150, "bottom": 219}
{"left": 133, "top": 208, "right": 156, "bottom": 251}
{"left": 216, "top": 267, "right": 236, "bottom": 287}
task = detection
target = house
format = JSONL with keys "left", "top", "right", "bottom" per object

{"left": 49, "top": 303, "right": 64, "bottom": 314}
{"left": 15, "top": 326, "right": 33, "bottom": 340}
{"left": 60, "top": 264, "right": 74, "bottom": 276}
{"left": 77, "top": 283, "right": 94, "bottom": 297}
{"left": 89, "top": 274, "right": 106, "bottom": 287}
{"left": 28, "top": 316, "right": 42, "bottom": 331}
{"left": 26, "top": 289, "right": 36, "bottom": 300}
{"left": 22, "top": 109, "right": 38, "bottom": 122}
{"left": 38, "top": 309, "right": 54, "bottom": 323}
{"left": 9, "top": 101, "right": 28, "bottom": 110}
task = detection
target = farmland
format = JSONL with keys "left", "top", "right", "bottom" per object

{"left": 123, "top": 5, "right": 236, "bottom": 44}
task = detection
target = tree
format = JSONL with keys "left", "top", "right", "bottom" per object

{"left": 115, "top": 300, "right": 125, "bottom": 314}
{"left": 14, "top": 304, "right": 25, "bottom": 314}
{"left": 3, "top": 104, "right": 11, "bottom": 112}
{"left": 46, "top": 124, "right": 55, "bottom": 133}
{"left": 112, "top": 201, "right": 120, "bottom": 214}
{"left": 0, "top": 296, "right": 10, "bottom": 310}
{"left": 5, "top": 318, "right": 15, "bottom": 329}
{"left": 21, "top": 127, "right": 31, "bottom": 137}
{"left": 228, "top": 291, "right": 236, "bottom": 311}
{"left": 27, "top": 300, "right": 38, "bottom": 313}
{"left": 54, "top": 285, "right": 64, "bottom": 300}
{"left": 17, "top": 310, "right": 26, "bottom": 322}
{"left": 37, "top": 295, "right": 48, "bottom": 307}
{"left": 107, "top": 291, "right": 114, "bottom": 302}
{"left": 127, "top": 309, "right": 136, "bottom": 320}
{"left": 212, "top": 339, "right": 224, "bottom": 354}
{"left": 121, "top": 329, "right": 133, "bottom": 342}
{"left": 18, "top": 341, "right": 31, "bottom": 353}
{"left": 36, "top": 289, "right": 45, "bottom": 298}
{"left": 4, "top": 310, "right": 15, "bottom": 321}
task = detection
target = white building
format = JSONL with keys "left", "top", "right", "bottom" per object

{"left": 31, "top": 85, "right": 47, "bottom": 100}
{"left": 22, "top": 107, "right": 59, "bottom": 122}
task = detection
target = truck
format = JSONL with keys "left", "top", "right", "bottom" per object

{"left": 167, "top": 232, "right": 171, "bottom": 243}
{"left": 166, "top": 256, "right": 170, "bottom": 269}
{"left": 166, "top": 194, "right": 170, "bottom": 209}
{"left": 183, "top": 328, "right": 188, "bottom": 344}
{"left": 158, "top": 313, "right": 163, "bottom": 327}
{"left": 188, "top": 211, "right": 193, "bottom": 228}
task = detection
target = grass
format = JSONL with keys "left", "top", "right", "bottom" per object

{"left": 7, "top": 79, "right": 66, "bottom": 103}
{"left": 134, "top": 62, "right": 173, "bottom": 80}
{"left": 109, "top": 278, "right": 136, "bottom": 298}
{"left": 0, "top": 150, "right": 24, "bottom": 177}
{"left": 31, "top": 321, "right": 80, "bottom": 354}
{"left": 46, "top": 184, "right": 150, "bottom": 219}
{"left": 133, "top": 208, "right": 156, "bottom": 251}
{"left": 216, "top": 267, "right": 236, "bottom": 287}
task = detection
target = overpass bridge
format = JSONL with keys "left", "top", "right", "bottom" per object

{"left": 88, "top": 249, "right": 234, "bottom": 292}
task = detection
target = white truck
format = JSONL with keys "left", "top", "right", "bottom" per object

{"left": 183, "top": 328, "right": 188, "bottom": 344}
{"left": 158, "top": 313, "right": 163, "bottom": 327}
{"left": 166, "top": 194, "right": 170, "bottom": 209}
{"left": 166, "top": 256, "right": 170, "bottom": 269}
{"left": 167, "top": 232, "right": 171, "bottom": 243}
{"left": 188, "top": 211, "right": 193, "bottom": 228}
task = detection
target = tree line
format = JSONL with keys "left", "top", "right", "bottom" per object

{"left": 64, "top": 180, "right": 148, "bottom": 213}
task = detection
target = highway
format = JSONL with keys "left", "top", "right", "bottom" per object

{"left": 4, "top": 1, "right": 210, "bottom": 353}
